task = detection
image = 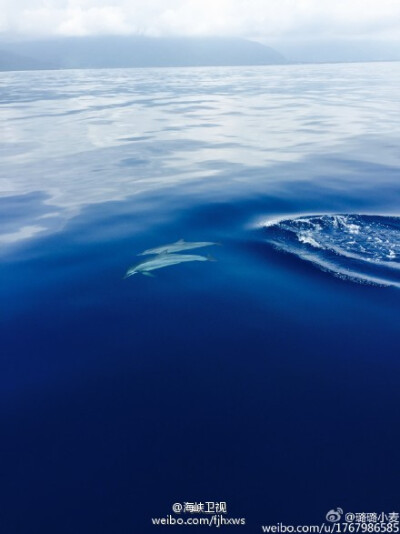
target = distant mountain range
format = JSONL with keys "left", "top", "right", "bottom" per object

{"left": 2, "top": 35, "right": 399, "bottom": 72}
{"left": 0, "top": 36, "right": 286, "bottom": 71}
{"left": 0, "top": 49, "right": 57, "bottom": 71}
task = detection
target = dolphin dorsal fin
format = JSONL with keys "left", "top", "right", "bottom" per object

{"left": 177, "top": 238, "right": 184, "bottom": 243}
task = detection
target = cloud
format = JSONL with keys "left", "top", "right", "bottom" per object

{"left": 0, "top": 0, "right": 400, "bottom": 41}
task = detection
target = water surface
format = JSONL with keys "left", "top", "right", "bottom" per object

{"left": 1, "top": 63, "right": 399, "bottom": 533}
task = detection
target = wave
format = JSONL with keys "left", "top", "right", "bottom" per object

{"left": 262, "top": 214, "right": 400, "bottom": 287}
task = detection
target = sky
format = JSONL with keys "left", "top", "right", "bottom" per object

{"left": 0, "top": 0, "right": 399, "bottom": 43}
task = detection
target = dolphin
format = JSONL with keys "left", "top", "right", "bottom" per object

{"left": 138, "top": 239, "right": 218, "bottom": 256}
{"left": 125, "top": 252, "right": 214, "bottom": 278}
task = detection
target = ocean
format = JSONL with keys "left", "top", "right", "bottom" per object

{"left": 1, "top": 63, "right": 399, "bottom": 533}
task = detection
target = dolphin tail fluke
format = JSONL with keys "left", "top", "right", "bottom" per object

{"left": 207, "top": 254, "right": 217, "bottom": 262}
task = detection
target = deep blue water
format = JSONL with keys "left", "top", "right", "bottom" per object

{"left": 1, "top": 64, "right": 399, "bottom": 533}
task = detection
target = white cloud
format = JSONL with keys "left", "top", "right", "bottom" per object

{"left": 57, "top": 7, "right": 130, "bottom": 36}
{"left": 0, "top": 0, "right": 399, "bottom": 41}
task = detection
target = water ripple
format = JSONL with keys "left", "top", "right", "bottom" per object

{"left": 262, "top": 214, "right": 400, "bottom": 287}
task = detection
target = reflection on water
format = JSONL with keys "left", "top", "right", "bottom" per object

{"left": 1, "top": 63, "right": 400, "bottom": 246}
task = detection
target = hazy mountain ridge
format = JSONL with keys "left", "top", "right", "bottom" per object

{"left": 0, "top": 49, "right": 56, "bottom": 71}
{"left": 0, "top": 36, "right": 286, "bottom": 71}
